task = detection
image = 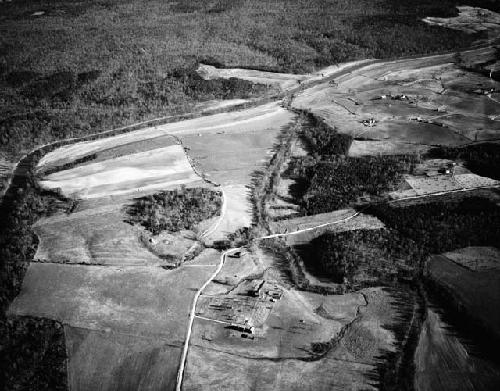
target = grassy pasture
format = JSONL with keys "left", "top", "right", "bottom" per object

{"left": 65, "top": 326, "right": 180, "bottom": 391}
{"left": 8, "top": 260, "right": 217, "bottom": 340}
{"left": 0, "top": 0, "right": 486, "bottom": 161}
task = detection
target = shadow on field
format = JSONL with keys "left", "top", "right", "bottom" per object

{"left": 365, "top": 286, "right": 424, "bottom": 391}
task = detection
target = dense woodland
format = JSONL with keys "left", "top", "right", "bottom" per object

{"left": 298, "top": 155, "right": 417, "bottom": 215}
{"left": 367, "top": 196, "right": 500, "bottom": 254}
{"left": 285, "top": 114, "right": 417, "bottom": 214}
{"left": 2, "top": 316, "right": 67, "bottom": 391}
{"left": 0, "top": 0, "right": 490, "bottom": 161}
{"left": 296, "top": 196, "right": 500, "bottom": 286}
{"left": 427, "top": 143, "right": 500, "bottom": 180}
{"left": 296, "top": 229, "right": 423, "bottom": 285}
{"left": 0, "top": 149, "right": 71, "bottom": 391}
{"left": 126, "top": 187, "right": 222, "bottom": 235}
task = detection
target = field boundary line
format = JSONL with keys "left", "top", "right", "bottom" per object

{"left": 257, "top": 184, "right": 500, "bottom": 240}
{"left": 194, "top": 315, "right": 232, "bottom": 326}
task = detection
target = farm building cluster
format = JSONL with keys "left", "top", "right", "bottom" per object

{"left": 197, "top": 279, "right": 283, "bottom": 340}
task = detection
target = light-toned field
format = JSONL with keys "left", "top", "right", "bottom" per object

{"left": 395, "top": 172, "right": 499, "bottom": 198}
{"left": 33, "top": 205, "right": 164, "bottom": 266}
{"left": 184, "top": 345, "right": 376, "bottom": 391}
{"left": 414, "top": 308, "right": 500, "bottom": 391}
{"left": 206, "top": 184, "right": 252, "bottom": 242}
{"left": 197, "top": 60, "right": 373, "bottom": 93}
{"left": 176, "top": 103, "right": 294, "bottom": 240}
{"left": 268, "top": 209, "right": 385, "bottom": 246}
{"left": 8, "top": 251, "right": 219, "bottom": 340}
{"left": 37, "top": 103, "right": 291, "bottom": 169}
{"left": 178, "top": 103, "right": 294, "bottom": 185}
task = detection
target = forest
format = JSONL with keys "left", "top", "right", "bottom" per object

{"left": 0, "top": 0, "right": 489, "bottom": 161}
{"left": 284, "top": 114, "right": 417, "bottom": 215}
{"left": 427, "top": 143, "right": 500, "bottom": 180}
{"left": 126, "top": 187, "right": 222, "bottom": 235}
{"left": 0, "top": 148, "right": 71, "bottom": 390}
{"left": 298, "top": 155, "right": 417, "bottom": 215}
{"left": 2, "top": 316, "right": 67, "bottom": 391}
{"left": 367, "top": 196, "right": 500, "bottom": 254}
{"left": 296, "top": 195, "right": 500, "bottom": 286}
{"left": 295, "top": 229, "right": 424, "bottom": 286}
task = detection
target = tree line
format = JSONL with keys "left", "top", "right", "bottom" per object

{"left": 295, "top": 195, "right": 500, "bottom": 287}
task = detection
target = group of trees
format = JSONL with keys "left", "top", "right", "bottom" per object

{"left": 2, "top": 317, "right": 67, "bottom": 391}
{"left": 299, "top": 155, "right": 417, "bottom": 215}
{"left": 284, "top": 114, "right": 417, "bottom": 215}
{"left": 295, "top": 195, "right": 500, "bottom": 287}
{"left": 427, "top": 143, "right": 500, "bottom": 180}
{"left": 296, "top": 229, "right": 424, "bottom": 287}
{"left": 299, "top": 114, "right": 353, "bottom": 157}
{"left": 126, "top": 186, "right": 222, "bottom": 235}
{"left": 0, "top": 148, "right": 71, "bottom": 390}
{"left": 368, "top": 196, "right": 500, "bottom": 255}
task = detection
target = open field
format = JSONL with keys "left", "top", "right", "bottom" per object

{"left": 348, "top": 140, "right": 430, "bottom": 157}
{"left": 427, "top": 253, "right": 500, "bottom": 340}
{"left": 184, "top": 286, "right": 405, "bottom": 391}
{"left": 32, "top": 204, "right": 202, "bottom": 266}
{"left": 65, "top": 326, "right": 181, "bottom": 391}
{"left": 197, "top": 60, "right": 373, "bottom": 93}
{"left": 7, "top": 257, "right": 218, "bottom": 339}
{"left": 269, "top": 209, "right": 385, "bottom": 246}
{"left": 293, "top": 46, "right": 500, "bottom": 148}
{"left": 184, "top": 345, "right": 377, "bottom": 391}
{"left": 40, "top": 144, "right": 200, "bottom": 199}
{"left": 414, "top": 307, "right": 500, "bottom": 391}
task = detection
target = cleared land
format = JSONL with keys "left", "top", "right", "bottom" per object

{"left": 427, "top": 252, "right": 500, "bottom": 340}
{"left": 414, "top": 308, "right": 500, "bottom": 391}
{"left": 184, "top": 286, "right": 402, "bottom": 391}
{"left": 8, "top": 249, "right": 221, "bottom": 389}
{"left": 40, "top": 145, "right": 200, "bottom": 199}
{"left": 269, "top": 209, "right": 385, "bottom": 246}
{"left": 293, "top": 46, "right": 500, "bottom": 148}
{"left": 65, "top": 326, "right": 181, "bottom": 391}
{"left": 8, "top": 259, "right": 218, "bottom": 339}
